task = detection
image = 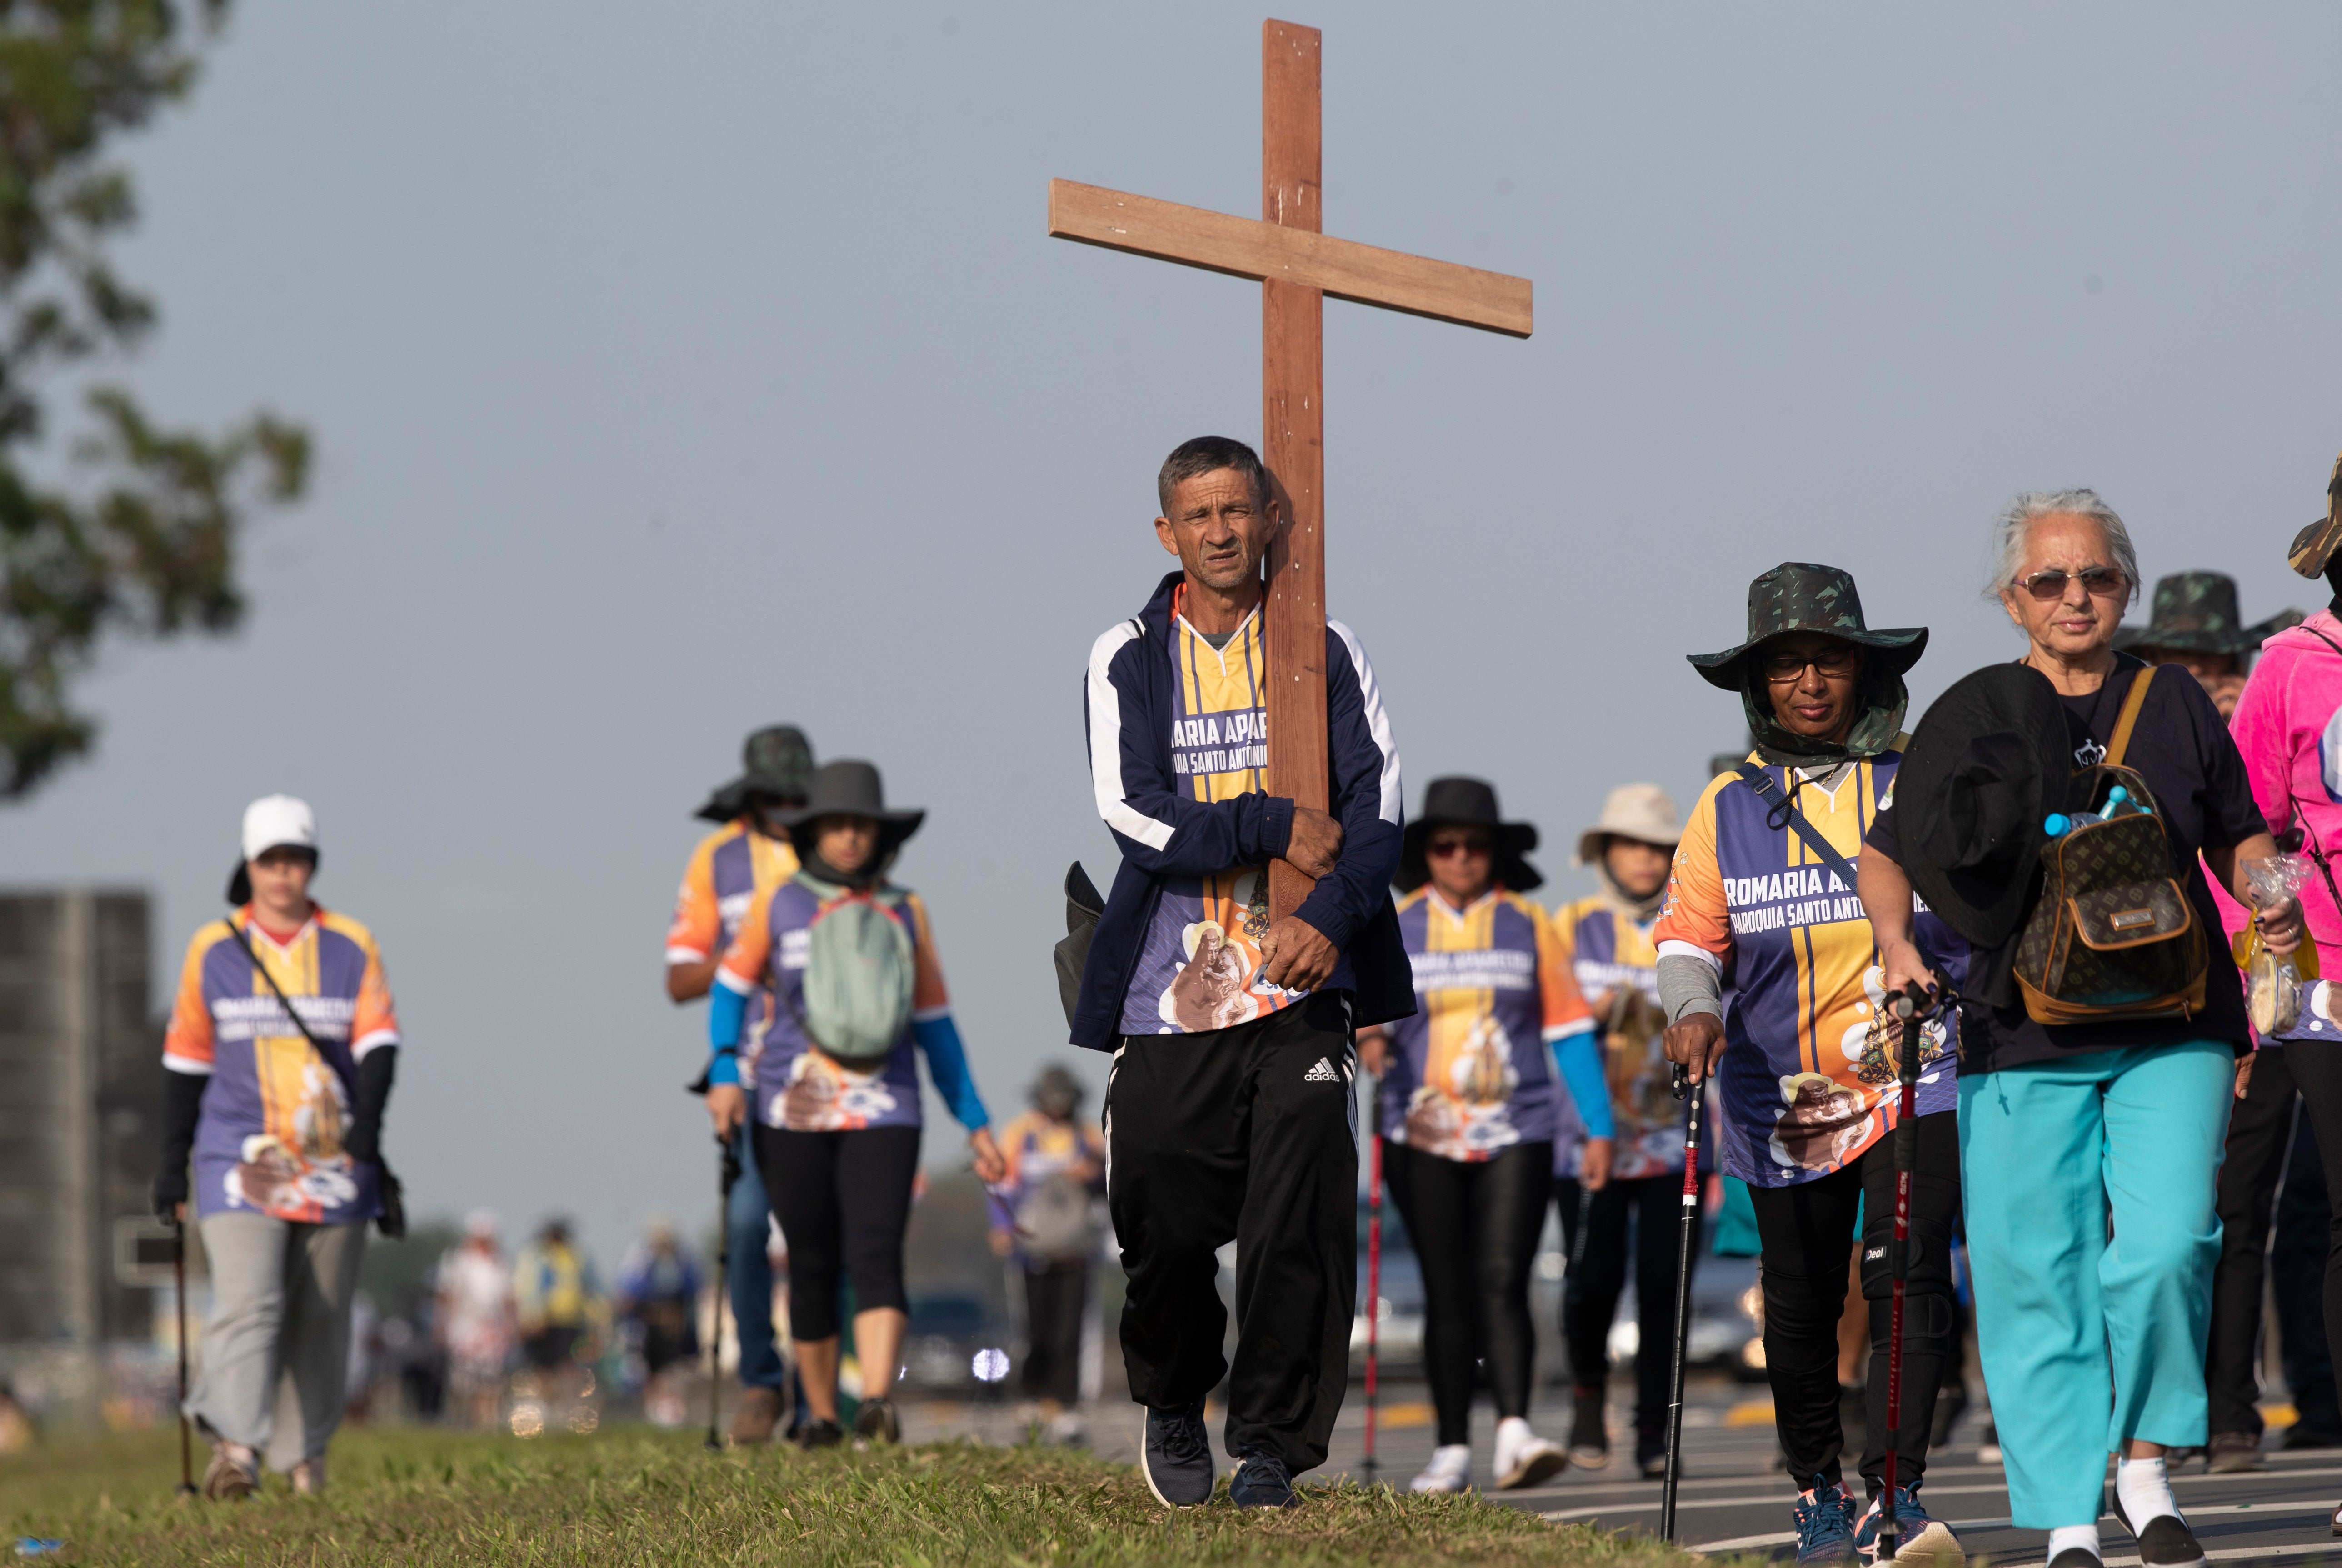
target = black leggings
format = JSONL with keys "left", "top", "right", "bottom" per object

{"left": 753, "top": 1123, "right": 921, "bottom": 1341}
{"left": 2280, "top": 1042, "right": 2342, "bottom": 1429}
{"left": 1745, "top": 1109, "right": 1960, "bottom": 1498}
{"left": 1556, "top": 1172, "right": 1704, "bottom": 1454}
{"left": 1383, "top": 1139, "right": 1551, "bottom": 1446}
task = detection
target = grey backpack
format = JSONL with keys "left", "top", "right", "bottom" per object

{"left": 794, "top": 873, "right": 916, "bottom": 1065}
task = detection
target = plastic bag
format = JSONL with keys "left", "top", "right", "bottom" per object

{"left": 2243, "top": 856, "right": 2312, "bottom": 1035}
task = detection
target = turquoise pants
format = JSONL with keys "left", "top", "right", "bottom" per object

{"left": 1959, "top": 1042, "right": 2232, "bottom": 1528}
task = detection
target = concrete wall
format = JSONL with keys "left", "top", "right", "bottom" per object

{"left": 0, "top": 891, "right": 160, "bottom": 1347}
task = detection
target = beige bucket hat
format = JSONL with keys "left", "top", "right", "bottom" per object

{"left": 1574, "top": 783, "right": 1685, "bottom": 867}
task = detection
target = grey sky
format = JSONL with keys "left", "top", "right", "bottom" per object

{"left": 4, "top": 2, "right": 2338, "bottom": 1268}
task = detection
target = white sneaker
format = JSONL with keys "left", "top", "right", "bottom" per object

{"left": 1493, "top": 1416, "right": 1569, "bottom": 1490}
{"left": 1409, "top": 1443, "right": 1473, "bottom": 1493}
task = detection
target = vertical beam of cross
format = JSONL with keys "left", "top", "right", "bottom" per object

{"left": 1260, "top": 20, "right": 1328, "bottom": 921}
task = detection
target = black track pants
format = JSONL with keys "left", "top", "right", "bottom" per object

{"left": 1746, "top": 1109, "right": 1960, "bottom": 1498}
{"left": 753, "top": 1123, "right": 921, "bottom": 1341}
{"left": 1383, "top": 1139, "right": 1552, "bottom": 1445}
{"left": 1106, "top": 989, "right": 1358, "bottom": 1473}
{"left": 2207, "top": 1045, "right": 2299, "bottom": 1438}
{"left": 2277, "top": 1043, "right": 2342, "bottom": 1439}
{"left": 1021, "top": 1263, "right": 1087, "bottom": 1407}
{"left": 1557, "top": 1172, "right": 1705, "bottom": 1457}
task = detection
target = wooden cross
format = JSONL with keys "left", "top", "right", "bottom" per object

{"left": 1049, "top": 18, "right": 1533, "bottom": 919}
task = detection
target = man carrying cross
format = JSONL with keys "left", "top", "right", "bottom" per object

{"left": 1075, "top": 434, "right": 1410, "bottom": 1509}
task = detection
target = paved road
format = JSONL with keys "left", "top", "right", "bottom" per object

{"left": 905, "top": 1376, "right": 2342, "bottom": 1564}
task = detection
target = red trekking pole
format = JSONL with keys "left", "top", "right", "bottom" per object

{"left": 1659, "top": 1060, "right": 1705, "bottom": 1542}
{"left": 1363, "top": 1081, "right": 1384, "bottom": 1486}
{"left": 1878, "top": 982, "right": 1931, "bottom": 1561}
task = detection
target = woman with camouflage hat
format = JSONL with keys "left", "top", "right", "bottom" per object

{"left": 1658, "top": 564, "right": 1970, "bottom": 1568}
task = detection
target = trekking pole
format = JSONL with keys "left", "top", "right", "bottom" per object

{"left": 173, "top": 1216, "right": 196, "bottom": 1498}
{"left": 1363, "top": 1074, "right": 1384, "bottom": 1487}
{"left": 1879, "top": 982, "right": 1931, "bottom": 1562}
{"left": 1660, "top": 1060, "right": 1705, "bottom": 1543}
{"left": 706, "top": 1130, "right": 742, "bottom": 1452}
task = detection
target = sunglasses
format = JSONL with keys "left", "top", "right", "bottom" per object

{"left": 2013, "top": 566, "right": 2126, "bottom": 602}
{"left": 1762, "top": 646, "right": 1861, "bottom": 682}
{"left": 1428, "top": 837, "right": 1492, "bottom": 859}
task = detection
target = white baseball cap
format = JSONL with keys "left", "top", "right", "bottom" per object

{"left": 241, "top": 794, "right": 318, "bottom": 861}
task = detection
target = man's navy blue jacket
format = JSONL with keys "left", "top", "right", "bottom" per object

{"left": 1072, "top": 571, "right": 1414, "bottom": 1051}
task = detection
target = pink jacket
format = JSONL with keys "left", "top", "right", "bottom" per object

{"left": 2230, "top": 608, "right": 2342, "bottom": 979}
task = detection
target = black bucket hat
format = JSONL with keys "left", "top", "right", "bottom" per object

{"left": 1688, "top": 562, "right": 1928, "bottom": 765}
{"left": 773, "top": 760, "right": 925, "bottom": 860}
{"left": 1395, "top": 776, "right": 1543, "bottom": 894}
{"left": 2112, "top": 571, "right": 2301, "bottom": 658}
{"left": 1890, "top": 663, "right": 2071, "bottom": 951}
{"left": 695, "top": 725, "right": 814, "bottom": 824}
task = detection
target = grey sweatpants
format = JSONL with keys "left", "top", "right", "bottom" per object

{"left": 188, "top": 1213, "right": 366, "bottom": 1470}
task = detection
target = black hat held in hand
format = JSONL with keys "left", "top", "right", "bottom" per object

{"left": 1396, "top": 776, "right": 1543, "bottom": 894}
{"left": 1892, "top": 663, "right": 2070, "bottom": 949}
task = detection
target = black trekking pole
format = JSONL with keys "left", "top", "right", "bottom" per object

{"left": 1659, "top": 1060, "right": 1705, "bottom": 1543}
{"left": 705, "top": 1130, "right": 742, "bottom": 1452}
{"left": 1878, "top": 981, "right": 1933, "bottom": 1562}
{"left": 174, "top": 1216, "right": 196, "bottom": 1498}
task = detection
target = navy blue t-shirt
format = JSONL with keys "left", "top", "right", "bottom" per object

{"left": 1868, "top": 654, "right": 2264, "bottom": 1072}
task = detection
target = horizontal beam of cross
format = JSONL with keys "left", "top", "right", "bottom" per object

{"left": 1048, "top": 178, "right": 1533, "bottom": 339}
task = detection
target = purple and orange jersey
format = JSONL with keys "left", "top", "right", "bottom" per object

{"left": 1119, "top": 605, "right": 1303, "bottom": 1036}
{"left": 1377, "top": 887, "right": 1593, "bottom": 1162}
{"left": 162, "top": 907, "right": 400, "bottom": 1225}
{"left": 1653, "top": 754, "right": 1966, "bottom": 1188}
{"left": 667, "top": 820, "right": 798, "bottom": 1081}
{"left": 718, "top": 879, "right": 951, "bottom": 1132}
{"left": 1550, "top": 895, "right": 1680, "bottom": 1183}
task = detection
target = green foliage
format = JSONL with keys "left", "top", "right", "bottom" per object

{"left": 0, "top": 0, "right": 309, "bottom": 798}
{"left": 0, "top": 1425, "right": 1730, "bottom": 1567}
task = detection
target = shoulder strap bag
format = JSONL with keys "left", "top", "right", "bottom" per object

{"left": 221, "top": 918, "right": 406, "bottom": 1238}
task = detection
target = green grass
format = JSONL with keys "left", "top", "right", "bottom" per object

{"left": 0, "top": 1424, "right": 1720, "bottom": 1566}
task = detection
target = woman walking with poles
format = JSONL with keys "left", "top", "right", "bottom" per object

{"left": 1866, "top": 492, "right": 2302, "bottom": 1568}
{"left": 705, "top": 760, "right": 1004, "bottom": 1448}
{"left": 1356, "top": 776, "right": 1599, "bottom": 1494}
{"left": 1549, "top": 783, "right": 1691, "bottom": 1478}
{"left": 1657, "top": 565, "right": 1967, "bottom": 1567}
{"left": 154, "top": 795, "right": 402, "bottom": 1499}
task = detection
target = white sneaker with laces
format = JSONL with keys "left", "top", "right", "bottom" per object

{"left": 1409, "top": 1443, "right": 1473, "bottom": 1493}
{"left": 1493, "top": 1416, "right": 1568, "bottom": 1489}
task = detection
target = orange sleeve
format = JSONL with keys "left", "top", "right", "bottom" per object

{"left": 665, "top": 833, "right": 725, "bottom": 964}
{"left": 162, "top": 925, "right": 222, "bottom": 1073}
{"left": 1651, "top": 785, "right": 1733, "bottom": 958}
{"left": 1536, "top": 905, "right": 1594, "bottom": 1040}
{"left": 352, "top": 935, "right": 401, "bottom": 1057}
{"left": 715, "top": 886, "right": 774, "bottom": 994}
{"left": 906, "top": 894, "right": 951, "bottom": 1017}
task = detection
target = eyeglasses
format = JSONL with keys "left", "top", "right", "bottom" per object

{"left": 2013, "top": 566, "right": 2126, "bottom": 602}
{"left": 1761, "top": 646, "right": 1862, "bottom": 682}
{"left": 1428, "top": 837, "right": 1492, "bottom": 859}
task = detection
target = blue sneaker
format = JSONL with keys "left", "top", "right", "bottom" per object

{"left": 1140, "top": 1403, "right": 1214, "bottom": 1508}
{"left": 1855, "top": 1483, "right": 1964, "bottom": 1567}
{"left": 1794, "top": 1478, "right": 1860, "bottom": 1568}
{"left": 1229, "top": 1453, "right": 1300, "bottom": 1509}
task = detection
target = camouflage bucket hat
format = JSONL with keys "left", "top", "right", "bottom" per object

{"left": 2287, "top": 451, "right": 2342, "bottom": 579}
{"left": 2112, "top": 571, "right": 2302, "bottom": 658}
{"left": 1687, "top": 562, "right": 1928, "bottom": 690}
{"left": 695, "top": 724, "right": 815, "bottom": 823}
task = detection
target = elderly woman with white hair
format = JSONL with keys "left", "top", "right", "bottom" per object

{"left": 1864, "top": 491, "right": 2303, "bottom": 1568}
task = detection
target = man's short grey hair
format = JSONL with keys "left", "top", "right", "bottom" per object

{"left": 1984, "top": 489, "right": 2143, "bottom": 608}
